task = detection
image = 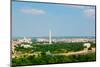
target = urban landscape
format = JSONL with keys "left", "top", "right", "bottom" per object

{"left": 12, "top": 31, "right": 96, "bottom": 66}
{"left": 12, "top": 1, "right": 96, "bottom": 66}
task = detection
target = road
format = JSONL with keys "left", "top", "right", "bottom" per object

{"left": 53, "top": 48, "right": 95, "bottom": 56}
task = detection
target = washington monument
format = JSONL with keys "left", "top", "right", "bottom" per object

{"left": 49, "top": 30, "right": 52, "bottom": 44}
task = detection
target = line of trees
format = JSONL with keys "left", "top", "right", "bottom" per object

{"left": 12, "top": 52, "right": 96, "bottom": 66}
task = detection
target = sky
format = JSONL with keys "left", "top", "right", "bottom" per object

{"left": 12, "top": 1, "right": 96, "bottom": 37}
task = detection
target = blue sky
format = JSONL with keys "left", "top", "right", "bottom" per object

{"left": 12, "top": 1, "right": 96, "bottom": 37}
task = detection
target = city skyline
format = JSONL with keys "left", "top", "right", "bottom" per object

{"left": 12, "top": 1, "right": 96, "bottom": 37}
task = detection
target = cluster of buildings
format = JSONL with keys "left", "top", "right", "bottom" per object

{"left": 14, "top": 37, "right": 32, "bottom": 44}
{"left": 12, "top": 30, "right": 95, "bottom": 53}
{"left": 12, "top": 37, "right": 33, "bottom": 53}
{"left": 34, "top": 30, "right": 95, "bottom": 43}
{"left": 12, "top": 30, "right": 95, "bottom": 48}
{"left": 36, "top": 30, "right": 95, "bottom": 43}
{"left": 36, "top": 38, "right": 95, "bottom": 43}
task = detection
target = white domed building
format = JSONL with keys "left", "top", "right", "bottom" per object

{"left": 83, "top": 43, "right": 91, "bottom": 51}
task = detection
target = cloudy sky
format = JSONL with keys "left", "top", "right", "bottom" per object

{"left": 12, "top": 1, "right": 96, "bottom": 37}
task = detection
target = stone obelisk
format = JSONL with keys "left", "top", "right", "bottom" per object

{"left": 49, "top": 30, "right": 52, "bottom": 44}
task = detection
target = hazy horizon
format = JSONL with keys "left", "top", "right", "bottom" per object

{"left": 12, "top": 35, "right": 95, "bottom": 39}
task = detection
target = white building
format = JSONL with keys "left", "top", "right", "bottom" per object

{"left": 21, "top": 44, "right": 32, "bottom": 48}
{"left": 83, "top": 43, "right": 91, "bottom": 48}
{"left": 18, "top": 37, "right": 32, "bottom": 44}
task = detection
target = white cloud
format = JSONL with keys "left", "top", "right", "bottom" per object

{"left": 67, "top": 5, "right": 86, "bottom": 9}
{"left": 66, "top": 5, "right": 95, "bottom": 18}
{"left": 69, "top": 5, "right": 95, "bottom": 18}
{"left": 20, "top": 8, "right": 46, "bottom": 15}
{"left": 69, "top": 5, "right": 95, "bottom": 9}
{"left": 84, "top": 8, "right": 95, "bottom": 17}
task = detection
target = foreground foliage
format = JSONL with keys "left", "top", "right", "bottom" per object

{"left": 12, "top": 42, "right": 96, "bottom": 66}
{"left": 12, "top": 52, "right": 96, "bottom": 66}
